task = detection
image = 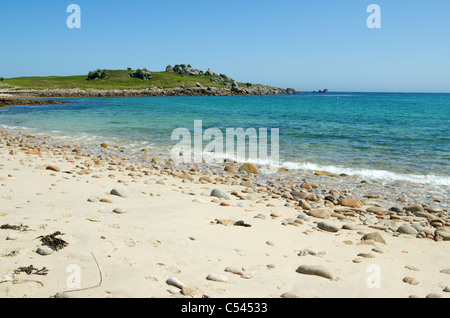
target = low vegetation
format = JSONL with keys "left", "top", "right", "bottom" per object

{"left": 0, "top": 66, "right": 267, "bottom": 91}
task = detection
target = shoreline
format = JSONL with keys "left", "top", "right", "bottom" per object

{"left": 0, "top": 128, "right": 449, "bottom": 298}
{"left": 0, "top": 86, "right": 299, "bottom": 99}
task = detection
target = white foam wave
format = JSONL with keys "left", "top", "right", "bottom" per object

{"left": 281, "top": 161, "right": 450, "bottom": 186}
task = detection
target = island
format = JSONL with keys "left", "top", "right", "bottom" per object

{"left": 0, "top": 65, "right": 299, "bottom": 105}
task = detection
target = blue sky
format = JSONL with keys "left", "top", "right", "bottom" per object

{"left": 1, "top": 0, "right": 449, "bottom": 92}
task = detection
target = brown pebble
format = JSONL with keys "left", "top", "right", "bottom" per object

{"left": 403, "top": 277, "right": 419, "bottom": 285}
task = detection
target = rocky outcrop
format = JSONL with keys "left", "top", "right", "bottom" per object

{"left": 0, "top": 98, "right": 65, "bottom": 107}
{"left": 130, "top": 69, "right": 152, "bottom": 80}
{"left": 2, "top": 86, "right": 299, "bottom": 98}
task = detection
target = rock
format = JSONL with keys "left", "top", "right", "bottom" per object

{"left": 357, "top": 253, "right": 375, "bottom": 259}
{"left": 314, "top": 171, "right": 338, "bottom": 177}
{"left": 6, "top": 233, "right": 18, "bottom": 240}
{"left": 36, "top": 246, "right": 54, "bottom": 256}
{"left": 397, "top": 224, "right": 419, "bottom": 235}
{"left": 296, "top": 265, "right": 336, "bottom": 280}
{"left": 46, "top": 165, "right": 61, "bottom": 172}
{"left": 224, "top": 165, "right": 238, "bottom": 173}
{"left": 225, "top": 266, "right": 245, "bottom": 276}
{"left": 403, "top": 277, "right": 419, "bottom": 285}
{"left": 210, "top": 189, "right": 231, "bottom": 200}
{"left": 113, "top": 208, "right": 127, "bottom": 214}
{"left": 110, "top": 188, "right": 129, "bottom": 198}
{"left": 181, "top": 174, "right": 194, "bottom": 181}
{"left": 26, "top": 149, "right": 43, "bottom": 155}
{"left": 307, "top": 208, "right": 331, "bottom": 219}
{"left": 361, "top": 232, "right": 387, "bottom": 244}
{"left": 404, "top": 204, "right": 424, "bottom": 213}
{"left": 238, "top": 163, "right": 259, "bottom": 174}
{"left": 339, "top": 199, "right": 362, "bottom": 208}
{"left": 87, "top": 196, "right": 99, "bottom": 203}
{"left": 299, "top": 199, "right": 312, "bottom": 210}
{"left": 206, "top": 274, "right": 228, "bottom": 283}
{"left": 366, "top": 206, "right": 386, "bottom": 214}
{"left": 199, "top": 176, "right": 213, "bottom": 183}
{"left": 317, "top": 222, "right": 340, "bottom": 233}
{"left": 435, "top": 230, "right": 450, "bottom": 241}
{"left": 166, "top": 277, "right": 186, "bottom": 289}
{"left": 100, "top": 143, "right": 110, "bottom": 148}
{"left": 297, "top": 213, "right": 310, "bottom": 221}
{"left": 300, "top": 182, "right": 313, "bottom": 190}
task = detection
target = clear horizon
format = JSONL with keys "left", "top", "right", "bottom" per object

{"left": 1, "top": 0, "right": 449, "bottom": 93}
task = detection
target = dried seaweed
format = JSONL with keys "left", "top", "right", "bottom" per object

{"left": 0, "top": 224, "right": 29, "bottom": 232}
{"left": 37, "top": 231, "right": 68, "bottom": 251}
{"left": 14, "top": 265, "right": 49, "bottom": 276}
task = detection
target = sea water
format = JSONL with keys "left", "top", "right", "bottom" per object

{"left": 1, "top": 92, "right": 449, "bottom": 187}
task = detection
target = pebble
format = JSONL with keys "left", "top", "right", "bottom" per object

{"left": 6, "top": 233, "right": 18, "bottom": 240}
{"left": 36, "top": 246, "right": 54, "bottom": 256}
{"left": 166, "top": 277, "right": 186, "bottom": 289}
{"left": 404, "top": 204, "right": 424, "bottom": 213}
{"left": 46, "top": 165, "right": 61, "bottom": 172}
{"left": 210, "top": 189, "right": 231, "bottom": 200}
{"left": 361, "top": 232, "right": 387, "bottom": 244}
{"left": 405, "top": 265, "right": 420, "bottom": 271}
{"left": 87, "top": 196, "right": 99, "bottom": 203}
{"left": 397, "top": 224, "right": 419, "bottom": 235}
{"left": 443, "top": 286, "right": 450, "bottom": 293}
{"left": 110, "top": 188, "right": 129, "bottom": 198}
{"left": 371, "top": 247, "right": 384, "bottom": 254}
{"left": 339, "top": 199, "right": 362, "bottom": 208}
{"left": 225, "top": 266, "right": 245, "bottom": 276}
{"left": 296, "top": 265, "right": 336, "bottom": 280}
{"left": 318, "top": 221, "right": 340, "bottom": 233}
{"left": 113, "top": 208, "right": 127, "bottom": 214}
{"left": 206, "top": 273, "right": 228, "bottom": 283}
{"left": 237, "top": 202, "right": 246, "bottom": 207}
{"left": 353, "top": 258, "right": 364, "bottom": 263}
{"left": 297, "top": 213, "right": 310, "bottom": 221}
{"left": 357, "top": 253, "right": 375, "bottom": 258}
{"left": 307, "top": 208, "right": 331, "bottom": 219}
{"left": 403, "top": 277, "right": 419, "bottom": 285}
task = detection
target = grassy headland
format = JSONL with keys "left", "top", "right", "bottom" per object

{"left": 0, "top": 66, "right": 296, "bottom": 92}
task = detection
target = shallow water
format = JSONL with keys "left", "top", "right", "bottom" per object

{"left": 0, "top": 93, "right": 449, "bottom": 187}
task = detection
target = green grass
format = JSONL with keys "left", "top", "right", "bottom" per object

{"left": 0, "top": 69, "right": 244, "bottom": 91}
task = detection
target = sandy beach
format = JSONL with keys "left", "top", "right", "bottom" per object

{"left": 0, "top": 129, "right": 449, "bottom": 299}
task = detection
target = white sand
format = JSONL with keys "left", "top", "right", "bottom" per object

{"left": 0, "top": 146, "right": 449, "bottom": 298}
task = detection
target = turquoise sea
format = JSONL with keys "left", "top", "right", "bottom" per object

{"left": 1, "top": 92, "right": 449, "bottom": 186}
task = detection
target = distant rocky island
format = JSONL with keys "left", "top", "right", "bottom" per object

{"left": 0, "top": 64, "right": 299, "bottom": 101}
{"left": 313, "top": 89, "right": 329, "bottom": 94}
